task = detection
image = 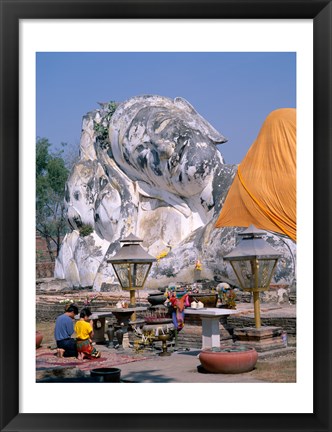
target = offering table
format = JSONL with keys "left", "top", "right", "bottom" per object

{"left": 184, "top": 308, "right": 239, "bottom": 349}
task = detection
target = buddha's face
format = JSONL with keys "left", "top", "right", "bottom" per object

{"left": 109, "top": 95, "right": 227, "bottom": 198}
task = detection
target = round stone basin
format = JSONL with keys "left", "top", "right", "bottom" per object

{"left": 142, "top": 321, "right": 175, "bottom": 333}
{"left": 199, "top": 346, "right": 258, "bottom": 374}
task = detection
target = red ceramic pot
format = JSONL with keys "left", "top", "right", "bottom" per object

{"left": 199, "top": 346, "right": 258, "bottom": 374}
{"left": 36, "top": 331, "right": 43, "bottom": 349}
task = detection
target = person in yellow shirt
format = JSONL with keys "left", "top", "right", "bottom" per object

{"left": 75, "top": 307, "right": 101, "bottom": 360}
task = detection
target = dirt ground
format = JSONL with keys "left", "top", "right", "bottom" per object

{"left": 251, "top": 352, "right": 296, "bottom": 382}
{"left": 37, "top": 321, "right": 296, "bottom": 383}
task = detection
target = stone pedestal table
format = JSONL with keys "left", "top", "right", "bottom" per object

{"left": 89, "top": 311, "right": 115, "bottom": 343}
{"left": 184, "top": 308, "right": 239, "bottom": 349}
{"left": 75, "top": 311, "right": 114, "bottom": 343}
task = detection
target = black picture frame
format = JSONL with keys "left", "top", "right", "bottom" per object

{"left": 1, "top": 1, "right": 331, "bottom": 431}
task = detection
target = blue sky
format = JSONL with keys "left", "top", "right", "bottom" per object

{"left": 36, "top": 52, "right": 296, "bottom": 164}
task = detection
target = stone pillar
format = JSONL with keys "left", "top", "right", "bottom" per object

{"left": 201, "top": 316, "right": 221, "bottom": 349}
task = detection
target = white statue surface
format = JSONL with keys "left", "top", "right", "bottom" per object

{"left": 55, "top": 95, "right": 296, "bottom": 291}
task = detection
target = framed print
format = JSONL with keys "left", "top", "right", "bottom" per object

{"left": 0, "top": 0, "right": 331, "bottom": 431}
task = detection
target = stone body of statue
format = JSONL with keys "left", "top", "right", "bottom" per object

{"left": 55, "top": 95, "right": 295, "bottom": 294}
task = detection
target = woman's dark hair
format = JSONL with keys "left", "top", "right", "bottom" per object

{"left": 80, "top": 307, "right": 92, "bottom": 318}
{"left": 66, "top": 304, "right": 79, "bottom": 315}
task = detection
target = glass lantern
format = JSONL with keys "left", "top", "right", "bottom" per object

{"left": 224, "top": 225, "right": 282, "bottom": 328}
{"left": 107, "top": 233, "right": 156, "bottom": 307}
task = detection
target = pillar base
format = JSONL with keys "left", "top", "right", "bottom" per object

{"left": 122, "top": 332, "right": 131, "bottom": 349}
{"left": 233, "top": 326, "right": 287, "bottom": 352}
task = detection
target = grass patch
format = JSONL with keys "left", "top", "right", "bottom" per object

{"left": 253, "top": 357, "right": 296, "bottom": 382}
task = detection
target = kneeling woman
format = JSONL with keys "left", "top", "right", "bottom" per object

{"left": 75, "top": 308, "right": 101, "bottom": 360}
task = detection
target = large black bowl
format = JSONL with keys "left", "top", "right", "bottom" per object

{"left": 90, "top": 367, "right": 121, "bottom": 382}
{"left": 147, "top": 293, "right": 166, "bottom": 306}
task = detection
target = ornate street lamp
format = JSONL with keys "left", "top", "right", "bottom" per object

{"left": 107, "top": 233, "right": 156, "bottom": 309}
{"left": 223, "top": 225, "right": 282, "bottom": 328}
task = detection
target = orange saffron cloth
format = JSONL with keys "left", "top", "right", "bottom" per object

{"left": 215, "top": 108, "right": 296, "bottom": 242}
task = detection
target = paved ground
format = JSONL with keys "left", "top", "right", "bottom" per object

{"left": 79, "top": 339, "right": 295, "bottom": 383}
{"left": 113, "top": 348, "right": 265, "bottom": 383}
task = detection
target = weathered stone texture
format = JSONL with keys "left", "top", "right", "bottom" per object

{"left": 55, "top": 95, "right": 296, "bottom": 292}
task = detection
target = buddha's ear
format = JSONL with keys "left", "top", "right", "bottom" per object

{"left": 174, "top": 97, "right": 227, "bottom": 144}
{"left": 174, "top": 97, "right": 197, "bottom": 115}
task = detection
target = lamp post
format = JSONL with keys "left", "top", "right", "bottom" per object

{"left": 223, "top": 225, "right": 282, "bottom": 329}
{"left": 107, "top": 233, "right": 156, "bottom": 316}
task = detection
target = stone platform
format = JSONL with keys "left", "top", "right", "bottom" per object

{"left": 233, "top": 326, "right": 287, "bottom": 352}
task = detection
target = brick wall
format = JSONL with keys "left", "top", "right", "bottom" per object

{"left": 36, "top": 262, "right": 55, "bottom": 279}
{"left": 36, "top": 236, "right": 57, "bottom": 279}
{"left": 36, "top": 302, "right": 110, "bottom": 323}
{"left": 36, "top": 236, "right": 55, "bottom": 262}
{"left": 228, "top": 315, "right": 296, "bottom": 336}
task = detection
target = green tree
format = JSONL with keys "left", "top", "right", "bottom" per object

{"left": 54, "top": 140, "right": 79, "bottom": 170}
{"left": 36, "top": 137, "right": 70, "bottom": 261}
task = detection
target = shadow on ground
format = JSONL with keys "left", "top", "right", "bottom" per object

{"left": 174, "top": 350, "right": 201, "bottom": 356}
{"left": 120, "top": 369, "right": 175, "bottom": 383}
